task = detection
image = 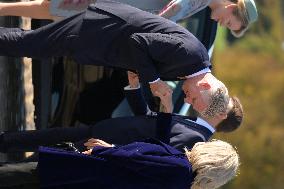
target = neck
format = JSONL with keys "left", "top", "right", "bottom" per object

{"left": 200, "top": 116, "right": 219, "bottom": 128}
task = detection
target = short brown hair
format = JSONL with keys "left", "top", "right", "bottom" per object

{"left": 229, "top": 0, "right": 257, "bottom": 37}
{"left": 215, "top": 96, "right": 243, "bottom": 132}
{"left": 200, "top": 80, "right": 230, "bottom": 119}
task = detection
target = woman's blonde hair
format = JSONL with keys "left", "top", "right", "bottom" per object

{"left": 230, "top": 0, "right": 250, "bottom": 37}
{"left": 184, "top": 140, "right": 240, "bottom": 189}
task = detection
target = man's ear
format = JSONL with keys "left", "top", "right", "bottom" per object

{"left": 198, "top": 81, "right": 211, "bottom": 90}
{"left": 217, "top": 113, "right": 228, "bottom": 120}
{"left": 225, "top": 3, "right": 238, "bottom": 11}
{"left": 217, "top": 112, "right": 228, "bottom": 120}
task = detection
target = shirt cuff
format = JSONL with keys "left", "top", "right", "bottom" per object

{"left": 148, "top": 78, "right": 160, "bottom": 84}
{"left": 124, "top": 84, "right": 141, "bottom": 90}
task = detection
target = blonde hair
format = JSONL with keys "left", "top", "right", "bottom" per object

{"left": 230, "top": 0, "right": 250, "bottom": 37}
{"left": 184, "top": 140, "right": 239, "bottom": 189}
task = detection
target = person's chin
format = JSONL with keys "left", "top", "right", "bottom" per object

{"left": 210, "top": 13, "right": 218, "bottom": 22}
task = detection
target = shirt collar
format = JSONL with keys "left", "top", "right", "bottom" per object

{"left": 196, "top": 117, "right": 215, "bottom": 133}
{"left": 185, "top": 117, "right": 215, "bottom": 133}
{"left": 185, "top": 67, "right": 211, "bottom": 78}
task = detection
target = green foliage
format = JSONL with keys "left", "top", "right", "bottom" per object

{"left": 212, "top": 1, "right": 284, "bottom": 188}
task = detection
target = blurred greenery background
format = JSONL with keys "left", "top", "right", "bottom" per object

{"left": 213, "top": 0, "right": 284, "bottom": 188}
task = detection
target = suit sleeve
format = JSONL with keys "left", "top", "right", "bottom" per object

{"left": 124, "top": 87, "right": 148, "bottom": 115}
{"left": 0, "top": 19, "right": 78, "bottom": 58}
{"left": 172, "top": 132, "right": 205, "bottom": 151}
{"left": 90, "top": 140, "right": 185, "bottom": 166}
{"left": 90, "top": 140, "right": 191, "bottom": 189}
{"left": 128, "top": 33, "right": 184, "bottom": 83}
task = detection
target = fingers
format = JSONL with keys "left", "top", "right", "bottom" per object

{"left": 127, "top": 71, "right": 138, "bottom": 79}
{"left": 154, "top": 90, "right": 162, "bottom": 97}
{"left": 84, "top": 138, "right": 112, "bottom": 149}
{"left": 154, "top": 89, "right": 172, "bottom": 98}
{"left": 156, "top": 88, "right": 173, "bottom": 113}
{"left": 153, "top": 82, "right": 172, "bottom": 97}
{"left": 84, "top": 138, "right": 102, "bottom": 149}
{"left": 153, "top": 90, "right": 172, "bottom": 99}
{"left": 149, "top": 80, "right": 166, "bottom": 95}
{"left": 84, "top": 142, "right": 98, "bottom": 149}
{"left": 82, "top": 149, "right": 92, "bottom": 155}
{"left": 127, "top": 71, "right": 136, "bottom": 75}
{"left": 87, "top": 138, "right": 103, "bottom": 143}
{"left": 127, "top": 71, "right": 139, "bottom": 88}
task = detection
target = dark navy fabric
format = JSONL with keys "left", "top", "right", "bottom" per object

{"left": 1, "top": 86, "right": 213, "bottom": 154}
{"left": 125, "top": 87, "right": 213, "bottom": 150}
{"left": 38, "top": 139, "right": 193, "bottom": 189}
{"left": 0, "top": 0, "right": 211, "bottom": 83}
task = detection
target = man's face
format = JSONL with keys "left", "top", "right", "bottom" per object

{"left": 182, "top": 79, "right": 209, "bottom": 113}
{"left": 211, "top": 5, "right": 242, "bottom": 31}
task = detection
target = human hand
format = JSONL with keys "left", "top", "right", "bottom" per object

{"left": 150, "top": 80, "right": 172, "bottom": 98}
{"left": 59, "top": 0, "right": 93, "bottom": 11}
{"left": 127, "top": 71, "right": 139, "bottom": 88}
{"left": 42, "top": 0, "right": 50, "bottom": 4}
{"left": 155, "top": 89, "right": 173, "bottom": 113}
{"left": 82, "top": 148, "right": 93, "bottom": 155}
{"left": 84, "top": 138, "right": 114, "bottom": 149}
{"left": 159, "top": 0, "right": 182, "bottom": 19}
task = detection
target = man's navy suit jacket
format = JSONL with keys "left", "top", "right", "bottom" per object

{"left": 38, "top": 139, "right": 193, "bottom": 189}
{"left": 122, "top": 87, "right": 213, "bottom": 151}
{"left": 0, "top": 0, "right": 211, "bottom": 83}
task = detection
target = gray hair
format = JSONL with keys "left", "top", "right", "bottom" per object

{"left": 200, "top": 81, "right": 230, "bottom": 118}
{"left": 184, "top": 140, "right": 240, "bottom": 189}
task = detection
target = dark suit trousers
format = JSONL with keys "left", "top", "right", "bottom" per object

{"left": 1, "top": 116, "right": 157, "bottom": 153}
{"left": 0, "top": 12, "right": 84, "bottom": 59}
